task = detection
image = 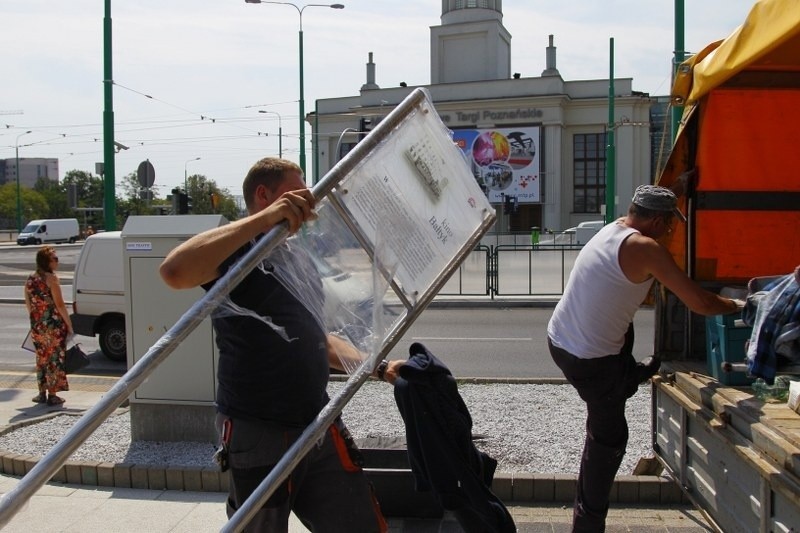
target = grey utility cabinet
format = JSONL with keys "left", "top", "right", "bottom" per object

{"left": 122, "top": 215, "right": 227, "bottom": 442}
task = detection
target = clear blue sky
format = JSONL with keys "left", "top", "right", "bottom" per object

{"left": 1, "top": 0, "right": 754, "bottom": 197}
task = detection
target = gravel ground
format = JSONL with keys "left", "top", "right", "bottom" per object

{"left": 0, "top": 382, "right": 653, "bottom": 475}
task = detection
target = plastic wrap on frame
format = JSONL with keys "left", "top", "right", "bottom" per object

{"left": 209, "top": 197, "right": 401, "bottom": 373}
{"left": 209, "top": 91, "right": 492, "bottom": 375}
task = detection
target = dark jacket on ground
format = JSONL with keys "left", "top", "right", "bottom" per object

{"left": 393, "top": 342, "right": 516, "bottom": 533}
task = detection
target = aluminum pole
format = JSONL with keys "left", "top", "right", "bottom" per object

{"left": 0, "top": 88, "right": 430, "bottom": 529}
{"left": 224, "top": 202, "right": 495, "bottom": 533}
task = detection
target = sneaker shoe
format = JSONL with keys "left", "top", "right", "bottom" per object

{"left": 636, "top": 356, "right": 661, "bottom": 384}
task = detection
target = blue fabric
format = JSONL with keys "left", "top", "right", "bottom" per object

{"left": 393, "top": 342, "right": 516, "bottom": 533}
{"left": 746, "top": 274, "right": 800, "bottom": 384}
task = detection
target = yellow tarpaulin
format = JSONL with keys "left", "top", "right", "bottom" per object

{"left": 678, "top": 0, "right": 800, "bottom": 106}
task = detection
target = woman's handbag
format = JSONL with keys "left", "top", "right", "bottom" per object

{"left": 65, "top": 343, "right": 91, "bottom": 374}
{"left": 21, "top": 330, "right": 35, "bottom": 353}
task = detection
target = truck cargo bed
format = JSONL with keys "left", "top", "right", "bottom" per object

{"left": 654, "top": 366, "right": 800, "bottom": 532}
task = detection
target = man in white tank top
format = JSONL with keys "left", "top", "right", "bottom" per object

{"left": 547, "top": 184, "right": 741, "bottom": 532}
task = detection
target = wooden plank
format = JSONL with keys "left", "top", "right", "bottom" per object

{"left": 669, "top": 371, "right": 800, "bottom": 477}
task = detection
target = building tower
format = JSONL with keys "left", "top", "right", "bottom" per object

{"left": 431, "top": 0, "right": 511, "bottom": 84}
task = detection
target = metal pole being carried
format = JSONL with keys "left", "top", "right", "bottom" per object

{"left": 224, "top": 86, "right": 498, "bottom": 532}
{"left": 0, "top": 88, "right": 430, "bottom": 530}
{"left": 222, "top": 214, "right": 493, "bottom": 532}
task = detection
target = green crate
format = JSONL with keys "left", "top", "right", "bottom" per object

{"left": 706, "top": 318, "right": 754, "bottom": 386}
{"left": 713, "top": 312, "right": 747, "bottom": 328}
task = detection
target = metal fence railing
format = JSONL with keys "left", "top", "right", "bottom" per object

{"left": 438, "top": 234, "right": 583, "bottom": 298}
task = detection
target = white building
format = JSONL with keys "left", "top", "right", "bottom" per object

{"left": 310, "top": 0, "right": 657, "bottom": 233}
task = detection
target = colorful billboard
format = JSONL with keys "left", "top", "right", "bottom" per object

{"left": 452, "top": 127, "right": 540, "bottom": 204}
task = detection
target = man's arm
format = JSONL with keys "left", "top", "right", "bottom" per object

{"left": 327, "top": 334, "right": 404, "bottom": 384}
{"left": 160, "top": 189, "right": 315, "bottom": 289}
{"left": 624, "top": 235, "right": 738, "bottom": 316}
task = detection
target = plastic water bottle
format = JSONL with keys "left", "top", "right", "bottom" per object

{"left": 752, "top": 376, "right": 792, "bottom": 402}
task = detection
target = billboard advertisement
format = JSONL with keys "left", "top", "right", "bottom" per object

{"left": 452, "top": 126, "right": 540, "bottom": 204}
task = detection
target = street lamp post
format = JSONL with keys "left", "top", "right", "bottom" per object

{"left": 258, "top": 110, "right": 283, "bottom": 157}
{"left": 15, "top": 130, "right": 32, "bottom": 232}
{"left": 335, "top": 127, "right": 360, "bottom": 161}
{"left": 245, "top": 1, "right": 345, "bottom": 175}
{"left": 184, "top": 157, "right": 201, "bottom": 191}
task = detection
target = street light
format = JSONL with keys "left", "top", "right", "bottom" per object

{"left": 245, "top": 1, "right": 345, "bottom": 175}
{"left": 335, "top": 127, "right": 360, "bottom": 161}
{"left": 15, "top": 130, "right": 32, "bottom": 233}
{"left": 184, "top": 157, "right": 201, "bottom": 191}
{"left": 258, "top": 110, "right": 283, "bottom": 157}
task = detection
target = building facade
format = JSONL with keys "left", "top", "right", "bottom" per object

{"left": 0, "top": 158, "right": 60, "bottom": 188}
{"left": 310, "top": 1, "right": 657, "bottom": 233}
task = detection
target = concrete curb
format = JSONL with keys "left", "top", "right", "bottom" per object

{"left": 0, "top": 415, "right": 686, "bottom": 507}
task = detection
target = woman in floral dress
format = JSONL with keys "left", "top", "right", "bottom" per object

{"left": 24, "top": 246, "right": 73, "bottom": 406}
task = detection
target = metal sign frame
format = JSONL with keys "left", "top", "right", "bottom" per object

{"left": 0, "top": 87, "right": 496, "bottom": 531}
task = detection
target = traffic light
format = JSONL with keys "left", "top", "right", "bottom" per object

{"left": 171, "top": 188, "right": 180, "bottom": 215}
{"left": 178, "top": 193, "right": 192, "bottom": 214}
{"left": 210, "top": 192, "right": 219, "bottom": 211}
{"left": 503, "top": 195, "right": 514, "bottom": 215}
{"left": 359, "top": 117, "right": 373, "bottom": 140}
{"left": 67, "top": 184, "right": 78, "bottom": 209}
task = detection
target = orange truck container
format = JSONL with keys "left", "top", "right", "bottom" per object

{"left": 651, "top": 2, "right": 800, "bottom": 531}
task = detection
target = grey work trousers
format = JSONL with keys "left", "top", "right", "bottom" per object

{"left": 217, "top": 414, "right": 386, "bottom": 533}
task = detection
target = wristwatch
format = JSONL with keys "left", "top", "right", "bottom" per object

{"left": 376, "top": 360, "right": 389, "bottom": 382}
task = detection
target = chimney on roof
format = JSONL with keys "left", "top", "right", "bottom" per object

{"left": 541, "top": 35, "right": 560, "bottom": 77}
{"left": 360, "top": 52, "right": 380, "bottom": 91}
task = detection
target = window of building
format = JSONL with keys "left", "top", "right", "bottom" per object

{"left": 573, "top": 133, "right": 607, "bottom": 213}
{"left": 454, "top": 0, "right": 491, "bottom": 9}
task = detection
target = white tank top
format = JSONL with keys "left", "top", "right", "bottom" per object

{"left": 547, "top": 222, "right": 654, "bottom": 358}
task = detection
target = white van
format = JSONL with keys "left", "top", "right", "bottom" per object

{"left": 17, "top": 218, "right": 80, "bottom": 246}
{"left": 70, "top": 231, "right": 127, "bottom": 361}
{"left": 575, "top": 220, "right": 605, "bottom": 245}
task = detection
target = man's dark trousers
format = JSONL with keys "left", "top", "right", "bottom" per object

{"left": 548, "top": 325, "right": 640, "bottom": 532}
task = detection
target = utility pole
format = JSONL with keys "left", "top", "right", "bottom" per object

{"left": 672, "top": 0, "right": 685, "bottom": 141}
{"left": 103, "top": 0, "right": 117, "bottom": 230}
{"left": 605, "top": 37, "right": 616, "bottom": 224}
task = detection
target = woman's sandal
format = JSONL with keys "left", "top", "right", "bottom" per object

{"left": 46, "top": 395, "right": 65, "bottom": 406}
{"left": 32, "top": 393, "right": 47, "bottom": 403}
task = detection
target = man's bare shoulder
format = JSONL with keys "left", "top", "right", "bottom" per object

{"left": 622, "top": 231, "right": 660, "bottom": 251}
{"left": 619, "top": 231, "right": 670, "bottom": 279}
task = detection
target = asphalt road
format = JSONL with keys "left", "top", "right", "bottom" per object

{"left": 0, "top": 242, "right": 81, "bottom": 285}
{"left": 1, "top": 301, "right": 655, "bottom": 379}
{"left": 0, "top": 242, "right": 656, "bottom": 380}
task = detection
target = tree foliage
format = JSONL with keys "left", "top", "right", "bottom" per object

{"left": 115, "top": 171, "right": 171, "bottom": 228}
{"left": 0, "top": 183, "right": 51, "bottom": 226}
{"left": 186, "top": 174, "right": 241, "bottom": 221}
{"left": 62, "top": 170, "right": 104, "bottom": 208}
{"left": 1, "top": 166, "right": 241, "bottom": 230}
